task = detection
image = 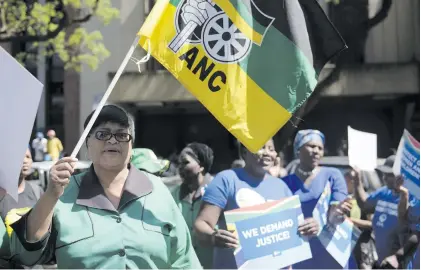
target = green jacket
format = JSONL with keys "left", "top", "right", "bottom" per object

{"left": 0, "top": 221, "right": 10, "bottom": 267}
{"left": 10, "top": 165, "right": 201, "bottom": 269}
{"left": 171, "top": 174, "right": 213, "bottom": 269}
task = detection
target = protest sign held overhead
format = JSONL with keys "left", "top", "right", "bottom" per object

{"left": 224, "top": 196, "right": 312, "bottom": 269}
{"left": 393, "top": 129, "right": 420, "bottom": 199}
{"left": 0, "top": 47, "right": 43, "bottom": 201}
{"left": 348, "top": 126, "right": 378, "bottom": 171}
{"left": 137, "top": 0, "right": 346, "bottom": 152}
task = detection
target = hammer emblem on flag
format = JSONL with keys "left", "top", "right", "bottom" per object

{"left": 169, "top": 0, "right": 274, "bottom": 64}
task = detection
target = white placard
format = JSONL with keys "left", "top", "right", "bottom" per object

{"left": 348, "top": 126, "right": 377, "bottom": 171}
{"left": 0, "top": 47, "right": 43, "bottom": 200}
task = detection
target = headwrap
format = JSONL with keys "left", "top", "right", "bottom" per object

{"left": 293, "top": 129, "right": 325, "bottom": 155}
{"left": 183, "top": 142, "right": 214, "bottom": 173}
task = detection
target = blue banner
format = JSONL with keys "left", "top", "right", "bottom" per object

{"left": 235, "top": 208, "right": 302, "bottom": 261}
{"left": 394, "top": 130, "right": 420, "bottom": 199}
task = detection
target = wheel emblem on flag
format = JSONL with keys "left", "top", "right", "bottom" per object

{"left": 202, "top": 12, "right": 251, "bottom": 63}
{"left": 169, "top": 0, "right": 252, "bottom": 64}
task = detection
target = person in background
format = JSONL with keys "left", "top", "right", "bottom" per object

{"left": 345, "top": 170, "right": 377, "bottom": 269}
{"left": 46, "top": 130, "right": 63, "bottom": 161}
{"left": 380, "top": 185, "right": 420, "bottom": 269}
{"left": 194, "top": 139, "right": 293, "bottom": 269}
{"left": 268, "top": 151, "right": 288, "bottom": 178}
{"left": 0, "top": 201, "right": 10, "bottom": 268}
{"left": 131, "top": 148, "right": 170, "bottom": 177}
{"left": 0, "top": 149, "right": 43, "bottom": 221}
{"left": 345, "top": 171, "right": 372, "bottom": 229}
{"left": 171, "top": 142, "right": 214, "bottom": 269}
{"left": 230, "top": 159, "right": 245, "bottom": 169}
{"left": 277, "top": 151, "right": 288, "bottom": 177}
{"left": 281, "top": 129, "right": 354, "bottom": 269}
{"left": 9, "top": 105, "right": 200, "bottom": 269}
{"left": 0, "top": 148, "right": 44, "bottom": 269}
{"left": 351, "top": 155, "right": 416, "bottom": 268}
{"left": 32, "top": 132, "right": 47, "bottom": 162}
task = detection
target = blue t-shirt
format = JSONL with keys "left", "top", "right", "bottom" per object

{"left": 406, "top": 198, "right": 420, "bottom": 270}
{"left": 202, "top": 168, "right": 293, "bottom": 269}
{"left": 282, "top": 167, "right": 351, "bottom": 269}
{"left": 366, "top": 186, "right": 405, "bottom": 263}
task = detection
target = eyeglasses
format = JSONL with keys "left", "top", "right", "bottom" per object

{"left": 92, "top": 131, "right": 133, "bottom": 142}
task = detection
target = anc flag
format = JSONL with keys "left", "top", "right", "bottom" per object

{"left": 138, "top": 0, "right": 346, "bottom": 152}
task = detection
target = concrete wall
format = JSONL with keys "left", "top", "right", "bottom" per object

{"left": 365, "top": 0, "right": 420, "bottom": 63}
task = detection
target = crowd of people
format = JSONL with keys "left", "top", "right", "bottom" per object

{"left": 31, "top": 130, "right": 64, "bottom": 162}
{"left": 0, "top": 104, "right": 418, "bottom": 269}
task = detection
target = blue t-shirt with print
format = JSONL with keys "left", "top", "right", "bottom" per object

{"left": 202, "top": 168, "right": 293, "bottom": 269}
{"left": 366, "top": 186, "right": 407, "bottom": 263}
{"left": 282, "top": 167, "right": 351, "bottom": 269}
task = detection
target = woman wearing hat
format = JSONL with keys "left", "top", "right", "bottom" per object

{"left": 281, "top": 129, "right": 354, "bottom": 269}
{"left": 9, "top": 105, "right": 201, "bottom": 269}
{"left": 171, "top": 142, "right": 215, "bottom": 269}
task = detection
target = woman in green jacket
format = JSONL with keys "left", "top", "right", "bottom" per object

{"left": 10, "top": 105, "right": 201, "bottom": 269}
{"left": 171, "top": 143, "right": 214, "bottom": 269}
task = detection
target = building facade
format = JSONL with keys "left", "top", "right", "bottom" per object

{"left": 37, "top": 0, "right": 419, "bottom": 171}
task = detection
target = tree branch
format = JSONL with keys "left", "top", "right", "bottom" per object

{"left": 0, "top": 10, "right": 67, "bottom": 42}
{"left": 367, "top": 0, "right": 392, "bottom": 29}
{"left": 0, "top": 0, "right": 100, "bottom": 42}
{"left": 72, "top": 0, "right": 99, "bottom": 23}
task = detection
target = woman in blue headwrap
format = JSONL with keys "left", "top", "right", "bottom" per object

{"left": 282, "top": 129, "right": 354, "bottom": 269}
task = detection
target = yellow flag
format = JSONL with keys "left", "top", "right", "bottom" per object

{"left": 137, "top": 0, "right": 346, "bottom": 152}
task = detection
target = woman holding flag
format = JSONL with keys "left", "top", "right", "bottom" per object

{"left": 9, "top": 105, "right": 201, "bottom": 269}
{"left": 281, "top": 129, "right": 355, "bottom": 269}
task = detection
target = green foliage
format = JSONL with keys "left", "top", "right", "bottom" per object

{"left": 0, "top": 0, "right": 119, "bottom": 71}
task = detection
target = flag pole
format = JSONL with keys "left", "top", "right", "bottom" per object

{"left": 70, "top": 35, "right": 141, "bottom": 158}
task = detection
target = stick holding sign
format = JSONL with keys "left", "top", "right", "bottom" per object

{"left": 70, "top": 36, "right": 149, "bottom": 158}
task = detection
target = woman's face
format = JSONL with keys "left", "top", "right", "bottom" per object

{"left": 383, "top": 173, "right": 399, "bottom": 191}
{"left": 87, "top": 122, "right": 132, "bottom": 171}
{"left": 299, "top": 140, "right": 324, "bottom": 170}
{"left": 178, "top": 148, "right": 203, "bottom": 184}
{"left": 20, "top": 149, "right": 33, "bottom": 178}
{"left": 244, "top": 139, "right": 277, "bottom": 172}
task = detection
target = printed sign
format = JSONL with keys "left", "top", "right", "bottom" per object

{"left": 225, "top": 196, "right": 312, "bottom": 269}
{"left": 318, "top": 218, "right": 361, "bottom": 267}
{"left": 394, "top": 130, "right": 420, "bottom": 199}
{"left": 315, "top": 182, "right": 361, "bottom": 267}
